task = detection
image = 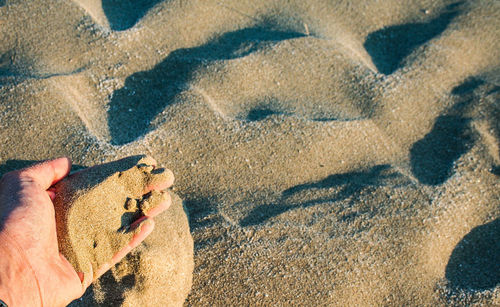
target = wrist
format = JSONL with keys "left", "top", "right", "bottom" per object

{"left": 0, "top": 231, "right": 41, "bottom": 306}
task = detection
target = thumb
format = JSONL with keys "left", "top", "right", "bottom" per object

{"left": 19, "top": 158, "right": 71, "bottom": 190}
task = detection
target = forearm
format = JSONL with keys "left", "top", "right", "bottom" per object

{"left": 0, "top": 231, "right": 41, "bottom": 306}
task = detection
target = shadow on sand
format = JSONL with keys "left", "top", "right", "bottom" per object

{"left": 240, "top": 165, "right": 411, "bottom": 226}
{"left": 102, "top": 0, "right": 163, "bottom": 31}
{"left": 445, "top": 219, "right": 500, "bottom": 291}
{"left": 364, "top": 2, "right": 463, "bottom": 74}
{"left": 70, "top": 257, "right": 137, "bottom": 306}
{"left": 409, "top": 78, "right": 483, "bottom": 185}
{"left": 107, "top": 26, "right": 305, "bottom": 145}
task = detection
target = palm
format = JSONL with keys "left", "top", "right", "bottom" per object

{"left": 0, "top": 159, "right": 83, "bottom": 306}
{"left": 0, "top": 157, "right": 167, "bottom": 306}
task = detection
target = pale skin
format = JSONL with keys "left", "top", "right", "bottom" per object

{"left": 0, "top": 157, "right": 172, "bottom": 306}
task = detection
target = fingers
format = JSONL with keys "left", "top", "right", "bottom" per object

{"left": 144, "top": 168, "right": 175, "bottom": 194}
{"left": 142, "top": 167, "right": 174, "bottom": 217}
{"left": 93, "top": 218, "right": 155, "bottom": 281}
{"left": 19, "top": 157, "right": 71, "bottom": 190}
{"left": 144, "top": 191, "right": 171, "bottom": 218}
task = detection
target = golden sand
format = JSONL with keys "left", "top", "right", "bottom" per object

{"left": 53, "top": 156, "right": 168, "bottom": 279}
{"left": 0, "top": 0, "right": 498, "bottom": 306}
{"left": 53, "top": 155, "right": 193, "bottom": 306}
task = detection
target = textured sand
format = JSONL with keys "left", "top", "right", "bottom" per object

{"left": 53, "top": 156, "right": 171, "bottom": 280}
{"left": 72, "top": 191, "right": 194, "bottom": 307}
{"left": 0, "top": 0, "right": 499, "bottom": 306}
{"left": 53, "top": 155, "right": 193, "bottom": 306}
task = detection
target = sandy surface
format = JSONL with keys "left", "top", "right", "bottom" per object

{"left": 53, "top": 156, "right": 172, "bottom": 280}
{"left": 0, "top": 0, "right": 499, "bottom": 305}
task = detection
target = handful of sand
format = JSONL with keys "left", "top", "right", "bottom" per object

{"left": 53, "top": 155, "right": 173, "bottom": 284}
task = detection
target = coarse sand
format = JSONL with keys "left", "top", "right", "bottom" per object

{"left": 0, "top": 0, "right": 498, "bottom": 306}
{"left": 54, "top": 155, "right": 193, "bottom": 306}
{"left": 53, "top": 155, "right": 170, "bottom": 281}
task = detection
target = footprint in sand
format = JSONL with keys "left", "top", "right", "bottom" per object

{"left": 410, "top": 77, "right": 484, "bottom": 185}
{"left": 53, "top": 155, "right": 193, "bottom": 301}
{"left": 240, "top": 165, "right": 412, "bottom": 226}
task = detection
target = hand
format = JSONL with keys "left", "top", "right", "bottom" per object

{"left": 0, "top": 158, "right": 170, "bottom": 306}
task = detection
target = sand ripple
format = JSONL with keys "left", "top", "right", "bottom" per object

{"left": 0, "top": 0, "right": 498, "bottom": 305}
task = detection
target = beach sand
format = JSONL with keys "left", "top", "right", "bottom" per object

{"left": 52, "top": 155, "right": 181, "bottom": 283}
{"left": 0, "top": 0, "right": 498, "bottom": 305}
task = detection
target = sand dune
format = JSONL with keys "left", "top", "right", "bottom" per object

{"left": 0, "top": 0, "right": 498, "bottom": 306}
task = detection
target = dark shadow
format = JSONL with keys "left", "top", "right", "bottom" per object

{"left": 240, "top": 202, "right": 295, "bottom": 227}
{"left": 118, "top": 211, "right": 141, "bottom": 233}
{"left": 107, "top": 26, "right": 305, "bottom": 144}
{"left": 96, "top": 266, "right": 136, "bottom": 306}
{"left": 485, "top": 85, "right": 500, "bottom": 158}
{"left": 102, "top": 0, "right": 163, "bottom": 31}
{"left": 448, "top": 77, "right": 484, "bottom": 114}
{"left": 491, "top": 165, "right": 500, "bottom": 177}
{"left": 363, "top": 2, "right": 462, "bottom": 74}
{"left": 184, "top": 197, "right": 217, "bottom": 232}
{"left": 410, "top": 116, "right": 473, "bottom": 185}
{"left": 246, "top": 107, "right": 282, "bottom": 121}
{"left": 312, "top": 117, "right": 342, "bottom": 122}
{"left": 282, "top": 165, "right": 399, "bottom": 196}
{"left": 0, "top": 52, "right": 11, "bottom": 77}
{"left": 244, "top": 105, "right": 358, "bottom": 122}
{"left": 487, "top": 85, "right": 500, "bottom": 96}
{"left": 70, "top": 258, "right": 136, "bottom": 306}
{"left": 445, "top": 219, "right": 500, "bottom": 291}
{"left": 410, "top": 78, "right": 483, "bottom": 185}
{"left": 451, "top": 78, "right": 485, "bottom": 95}
{"left": 0, "top": 0, "right": 5, "bottom": 7}
{"left": 0, "top": 68, "right": 12, "bottom": 79}
{"left": 182, "top": 197, "right": 223, "bottom": 251}
{"left": 240, "top": 165, "right": 411, "bottom": 226}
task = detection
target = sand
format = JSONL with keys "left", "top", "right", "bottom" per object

{"left": 54, "top": 155, "right": 194, "bottom": 306}
{"left": 52, "top": 155, "right": 193, "bottom": 306}
{"left": 0, "top": 0, "right": 498, "bottom": 306}
{"left": 72, "top": 191, "right": 194, "bottom": 306}
{"left": 53, "top": 156, "right": 167, "bottom": 277}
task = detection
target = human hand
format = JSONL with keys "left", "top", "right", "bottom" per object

{"left": 0, "top": 157, "right": 171, "bottom": 306}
